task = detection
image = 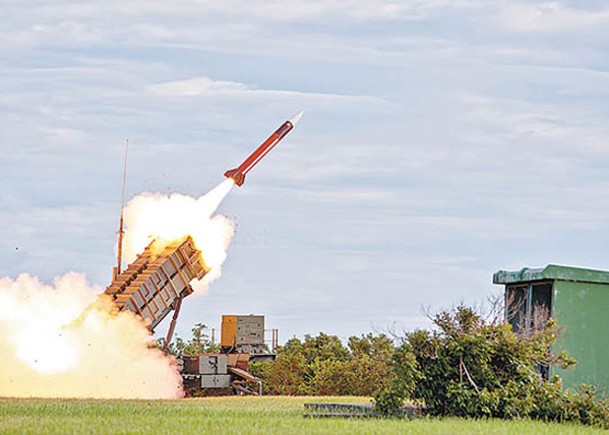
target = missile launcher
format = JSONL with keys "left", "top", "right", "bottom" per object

{"left": 105, "top": 236, "right": 207, "bottom": 331}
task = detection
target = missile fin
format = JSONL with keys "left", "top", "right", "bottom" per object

{"left": 224, "top": 169, "right": 245, "bottom": 186}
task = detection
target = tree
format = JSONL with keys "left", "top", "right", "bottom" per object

{"left": 159, "top": 322, "right": 219, "bottom": 356}
{"left": 253, "top": 332, "right": 396, "bottom": 396}
{"left": 260, "top": 353, "right": 307, "bottom": 395}
{"left": 347, "top": 334, "right": 395, "bottom": 396}
{"left": 282, "top": 333, "right": 351, "bottom": 365}
{"left": 348, "top": 333, "right": 394, "bottom": 360}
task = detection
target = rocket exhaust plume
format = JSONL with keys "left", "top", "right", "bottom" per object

{"left": 122, "top": 179, "right": 235, "bottom": 291}
{"left": 0, "top": 180, "right": 235, "bottom": 398}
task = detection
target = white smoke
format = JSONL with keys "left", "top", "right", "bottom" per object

{"left": 0, "top": 273, "right": 183, "bottom": 398}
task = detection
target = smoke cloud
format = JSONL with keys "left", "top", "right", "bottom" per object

{"left": 0, "top": 273, "right": 183, "bottom": 398}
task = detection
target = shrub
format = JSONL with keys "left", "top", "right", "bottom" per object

{"left": 374, "top": 386, "right": 407, "bottom": 418}
{"left": 375, "top": 304, "right": 609, "bottom": 429}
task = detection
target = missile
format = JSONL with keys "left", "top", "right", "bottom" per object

{"left": 224, "top": 111, "right": 304, "bottom": 186}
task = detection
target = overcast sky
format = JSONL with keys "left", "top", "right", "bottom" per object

{"left": 2, "top": 1, "right": 609, "bottom": 343}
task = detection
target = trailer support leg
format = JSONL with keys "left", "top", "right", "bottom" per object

{"left": 163, "top": 296, "right": 183, "bottom": 352}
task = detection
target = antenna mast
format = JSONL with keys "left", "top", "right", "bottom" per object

{"left": 116, "top": 139, "right": 129, "bottom": 279}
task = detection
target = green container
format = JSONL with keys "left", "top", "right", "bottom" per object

{"left": 494, "top": 264, "right": 609, "bottom": 391}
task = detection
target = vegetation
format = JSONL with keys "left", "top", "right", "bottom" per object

{"left": 249, "top": 332, "right": 394, "bottom": 396}
{"left": 155, "top": 303, "right": 609, "bottom": 430}
{"left": 0, "top": 396, "right": 604, "bottom": 434}
{"left": 158, "top": 323, "right": 219, "bottom": 355}
{"left": 375, "top": 305, "right": 609, "bottom": 429}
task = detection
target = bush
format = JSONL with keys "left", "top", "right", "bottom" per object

{"left": 375, "top": 304, "right": 609, "bottom": 429}
{"left": 374, "top": 387, "right": 407, "bottom": 418}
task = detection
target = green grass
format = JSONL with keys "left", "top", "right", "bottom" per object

{"left": 0, "top": 396, "right": 604, "bottom": 434}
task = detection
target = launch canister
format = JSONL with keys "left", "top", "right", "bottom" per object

{"left": 224, "top": 111, "right": 304, "bottom": 186}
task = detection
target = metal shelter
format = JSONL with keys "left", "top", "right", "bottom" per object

{"left": 494, "top": 264, "right": 609, "bottom": 390}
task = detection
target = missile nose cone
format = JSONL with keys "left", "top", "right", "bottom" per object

{"left": 288, "top": 111, "right": 304, "bottom": 127}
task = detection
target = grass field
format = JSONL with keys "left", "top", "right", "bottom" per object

{"left": 0, "top": 396, "right": 604, "bottom": 434}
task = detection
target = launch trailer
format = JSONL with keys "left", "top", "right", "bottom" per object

{"left": 104, "top": 236, "right": 268, "bottom": 395}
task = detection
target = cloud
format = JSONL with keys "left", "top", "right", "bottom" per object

{"left": 0, "top": 1, "right": 491, "bottom": 60}
{"left": 500, "top": 2, "right": 609, "bottom": 33}
{"left": 146, "top": 76, "right": 385, "bottom": 106}
{"left": 9, "top": 1, "right": 484, "bottom": 24}
{"left": 147, "top": 77, "right": 248, "bottom": 96}
{"left": 454, "top": 92, "right": 609, "bottom": 157}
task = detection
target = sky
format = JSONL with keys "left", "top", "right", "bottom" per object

{"left": 2, "top": 0, "right": 609, "bottom": 343}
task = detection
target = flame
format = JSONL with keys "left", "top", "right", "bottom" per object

{"left": 121, "top": 179, "right": 235, "bottom": 292}
{"left": 0, "top": 273, "right": 182, "bottom": 398}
